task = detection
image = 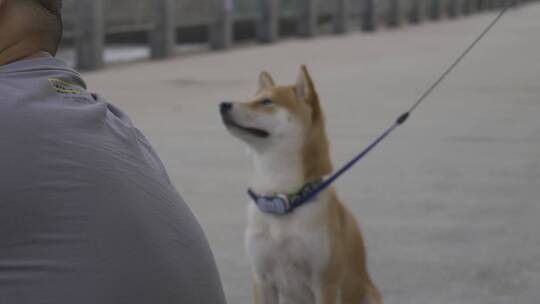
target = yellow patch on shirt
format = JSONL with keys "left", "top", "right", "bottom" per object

{"left": 48, "top": 78, "right": 82, "bottom": 95}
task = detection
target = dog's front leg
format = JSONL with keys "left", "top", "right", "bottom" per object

{"left": 253, "top": 281, "right": 279, "bottom": 304}
{"left": 314, "top": 284, "right": 340, "bottom": 304}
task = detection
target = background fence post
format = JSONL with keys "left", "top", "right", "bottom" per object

{"left": 210, "top": 0, "right": 234, "bottom": 50}
{"left": 387, "top": 0, "right": 401, "bottom": 27}
{"left": 75, "top": 0, "right": 104, "bottom": 70}
{"left": 475, "top": 0, "right": 486, "bottom": 10}
{"left": 462, "top": 0, "right": 473, "bottom": 14}
{"left": 298, "top": 0, "right": 318, "bottom": 37}
{"left": 362, "top": 0, "right": 377, "bottom": 31}
{"left": 334, "top": 0, "right": 350, "bottom": 34}
{"left": 257, "top": 0, "right": 279, "bottom": 43}
{"left": 409, "top": 0, "right": 424, "bottom": 23}
{"left": 150, "top": 0, "right": 176, "bottom": 59}
{"left": 447, "top": 0, "right": 460, "bottom": 17}
{"left": 429, "top": 0, "right": 443, "bottom": 19}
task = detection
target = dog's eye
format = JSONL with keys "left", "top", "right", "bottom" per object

{"left": 260, "top": 98, "right": 273, "bottom": 106}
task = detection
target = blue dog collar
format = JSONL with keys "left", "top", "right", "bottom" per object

{"left": 247, "top": 179, "right": 324, "bottom": 215}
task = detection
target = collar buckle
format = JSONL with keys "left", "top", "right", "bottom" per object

{"left": 249, "top": 179, "right": 325, "bottom": 215}
{"left": 254, "top": 194, "right": 291, "bottom": 215}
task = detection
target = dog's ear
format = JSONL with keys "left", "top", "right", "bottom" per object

{"left": 296, "top": 65, "right": 322, "bottom": 114}
{"left": 297, "top": 65, "right": 325, "bottom": 124}
{"left": 258, "top": 71, "right": 275, "bottom": 91}
{"left": 295, "top": 65, "right": 316, "bottom": 101}
{"left": 297, "top": 66, "right": 333, "bottom": 180}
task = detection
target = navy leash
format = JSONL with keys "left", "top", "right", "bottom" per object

{"left": 285, "top": 2, "right": 513, "bottom": 208}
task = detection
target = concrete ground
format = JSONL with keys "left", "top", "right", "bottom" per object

{"left": 82, "top": 4, "right": 540, "bottom": 304}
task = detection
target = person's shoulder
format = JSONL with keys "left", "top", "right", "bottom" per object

{"left": 0, "top": 80, "right": 102, "bottom": 141}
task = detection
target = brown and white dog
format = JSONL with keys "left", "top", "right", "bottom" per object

{"left": 220, "top": 66, "right": 382, "bottom": 304}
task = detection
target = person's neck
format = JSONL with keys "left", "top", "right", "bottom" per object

{"left": 0, "top": 40, "right": 52, "bottom": 66}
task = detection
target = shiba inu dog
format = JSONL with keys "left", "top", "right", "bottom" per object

{"left": 220, "top": 66, "right": 382, "bottom": 304}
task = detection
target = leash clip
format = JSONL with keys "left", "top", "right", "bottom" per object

{"left": 396, "top": 112, "right": 410, "bottom": 125}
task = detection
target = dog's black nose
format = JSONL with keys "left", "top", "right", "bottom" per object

{"left": 220, "top": 102, "right": 233, "bottom": 113}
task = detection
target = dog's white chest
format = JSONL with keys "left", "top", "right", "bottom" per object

{"left": 245, "top": 201, "right": 331, "bottom": 302}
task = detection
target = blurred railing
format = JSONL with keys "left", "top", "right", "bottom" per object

{"left": 63, "top": 0, "right": 530, "bottom": 70}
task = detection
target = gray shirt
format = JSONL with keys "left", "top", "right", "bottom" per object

{"left": 0, "top": 58, "right": 226, "bottom": 304}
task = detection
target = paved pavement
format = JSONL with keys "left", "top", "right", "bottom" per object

{"left": 82, "top": 4, "right": 540, "bottom": 304}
